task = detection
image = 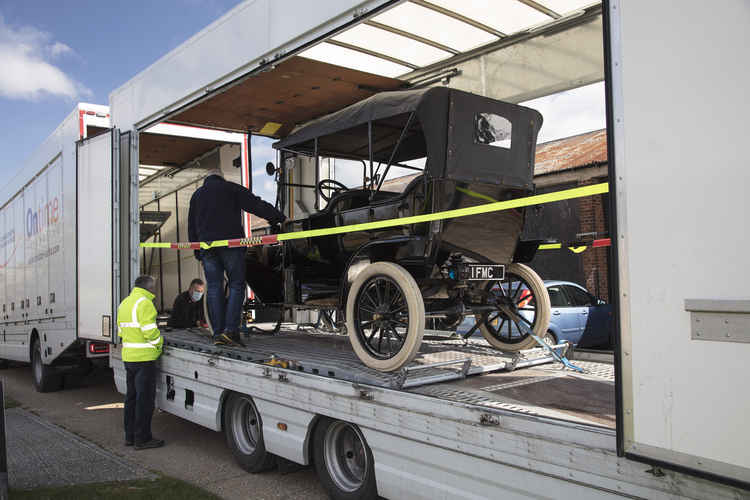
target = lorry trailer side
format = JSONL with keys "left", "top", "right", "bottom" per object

{"left": 0, "top": 104, "right": 112, "bottom": 391}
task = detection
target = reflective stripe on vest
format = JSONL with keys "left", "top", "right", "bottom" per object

{"left": 120, "top": 296, "right": 161, "bottom": 350}
{"left": 119, "top": 297, "right": 150, "bottom": 330}
{"left": 122, "top": 342, "right": 158, "bottom": 349}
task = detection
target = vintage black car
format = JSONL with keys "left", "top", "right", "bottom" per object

{"left": 246, "top": 87, "right": 551, "bottom": 372}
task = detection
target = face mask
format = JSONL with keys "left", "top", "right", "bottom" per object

{"left": 191, "top": 291, "right": 203, "bottom": 302}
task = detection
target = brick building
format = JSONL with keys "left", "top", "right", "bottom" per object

{"left": 525, "top": 129, "right": 610, "bottom": 301}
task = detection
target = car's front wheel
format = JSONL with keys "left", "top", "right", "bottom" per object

{"left": 346, "top": 262, "right": 424, "bottom": 372}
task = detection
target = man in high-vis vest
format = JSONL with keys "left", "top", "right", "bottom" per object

{"left": 118, "top": 275, "right": 165, "bottom": 450}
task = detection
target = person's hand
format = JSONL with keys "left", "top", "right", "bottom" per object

{"left": 271, "top": 223, "right": 282, "bottom": 234}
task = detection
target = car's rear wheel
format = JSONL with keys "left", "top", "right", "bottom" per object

{"left": 346, "top": 262, "right": 424, "bottom": 372}
{"left": 475, "top": 263, "right": 550, "bottom": 351}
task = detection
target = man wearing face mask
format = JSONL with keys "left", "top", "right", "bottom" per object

{"left": 167, "top": 279, "right": 207, "bottom": 329}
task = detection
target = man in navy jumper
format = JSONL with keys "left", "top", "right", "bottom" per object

{"left": 188, "top": 168, "right": 285, "bottom": 346}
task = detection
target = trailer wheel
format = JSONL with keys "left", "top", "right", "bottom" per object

{"left": 31, "top": 339, "right": 63, "bottom": 393}
{"left": 346, "top": 262, "right": 424, "bottom": 372}
{"left": 313, "top": 418, "right": 377, "bottom": 500}
{"left": 223, "top": 393, "right": 275, "bottom": 472}
{"left": 475, "top": 263, "right": 550, "bottom": 351}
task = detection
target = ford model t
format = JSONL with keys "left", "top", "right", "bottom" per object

{"left": 246, "top": 87, "right": 550, "bottom": 372}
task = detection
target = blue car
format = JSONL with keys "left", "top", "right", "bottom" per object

{"left": 456, "top": 281, "right": 612, "bottom": 349}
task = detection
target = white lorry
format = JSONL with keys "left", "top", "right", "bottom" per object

{"left": 0, "top": 104, "right": 112, "bottom": 391}
{"left": 21, "top": 0, "right": 750, "bottom": 498}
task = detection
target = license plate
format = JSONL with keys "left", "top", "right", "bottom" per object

{"left": 467, "top": 264, "right": 505, "bottom": 281}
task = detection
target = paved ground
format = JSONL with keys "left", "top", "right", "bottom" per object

{"left": 6, "top": 407, "right": 155, "bottom": 489}
{"left": 1, "top": 365, "right": 328, "bottom": 500}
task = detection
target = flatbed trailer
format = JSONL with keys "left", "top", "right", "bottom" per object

{"left": 111, "top": 331, "right": 735, "bottom": 499}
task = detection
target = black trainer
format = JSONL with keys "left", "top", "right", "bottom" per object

{"left": 134, "top": 439, "right": 165, "bottom": 450}
{"left": 227, "top": 332, "right": 246, "bottom": 347}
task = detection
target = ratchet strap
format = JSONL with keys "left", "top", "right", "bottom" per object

{"left": 141, "top": 182, "right": 609, "bottom": 250}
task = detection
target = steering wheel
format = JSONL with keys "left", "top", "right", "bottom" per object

{"left": 318, "top": 179, "right": 349, "bottom": 202}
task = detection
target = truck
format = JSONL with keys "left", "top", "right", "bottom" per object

{"left": 13, "top": 0, "right": 750, "bottom": 498}
{"left": 0, "top": 104, "right": 112, "bottom": 392}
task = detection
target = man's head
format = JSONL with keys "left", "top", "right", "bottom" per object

{"left": 189, "top": 278, "right": 204, "bottom": 302}
{"left": 134, "top": 275, "right": 157, "bottom": 295}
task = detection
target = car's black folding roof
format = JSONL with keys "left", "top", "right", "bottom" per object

{"left": 274, "top": 87, "right": 542, "bottom": 190}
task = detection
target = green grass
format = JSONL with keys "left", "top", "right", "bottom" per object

{"left": 3, "top": 395, "right": 20, "bottom": 409}
{"left": 9, "top": 476, "right": 220, "bottom": 500}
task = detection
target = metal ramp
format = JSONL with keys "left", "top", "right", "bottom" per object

{"left": 162, "top": 329, "right": 565, "bottom": 389}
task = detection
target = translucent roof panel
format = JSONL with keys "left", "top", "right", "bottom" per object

{"left": 332, "top": 24, "right": 453, "bottom": 67}
{"left": 537, "top": 0, "right": 599, "bottom": 16}
{"left": 300, "top": 42, "right": 413, "bottom": 78}
{"left": 428, "top": 0, "right": 552, "bottom": 35}
{"left": 372, "top": 2, "right": 498, "bottom": 53}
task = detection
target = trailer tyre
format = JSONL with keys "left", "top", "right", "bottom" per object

{"left": 313, "top": 418, "right": 377, "bottom": 500}
{"left": 346, "top": 262, "right": 424, "bottom": 372}
{"left": 223, "top": 393, "right": 275, "bottom": 472}
{"left": 31, "top": 339, "right": 63, "bottom": 393}
{"left": 476, "top": 263, "right": 551, "bottom": 351}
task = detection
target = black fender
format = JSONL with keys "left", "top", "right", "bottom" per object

{"left": 337, "top": 235, "right": 427, "bottom": 310}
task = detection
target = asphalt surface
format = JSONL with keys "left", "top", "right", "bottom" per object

{"left": 1, "top": 364, "right": 328, "bottom": 500}
{"left": 6, "top": 407, "right": 155, "bottom": 489}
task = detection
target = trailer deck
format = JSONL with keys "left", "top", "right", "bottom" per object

{"left": 162, "top": 328, "right": 615, "bottom": 428}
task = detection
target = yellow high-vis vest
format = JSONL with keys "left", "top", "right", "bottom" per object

{"left": 117, "top": 287, "right": 163, "bottom": 362}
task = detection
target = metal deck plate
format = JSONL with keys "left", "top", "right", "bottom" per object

{"left": 162, "top": 328, "right": 556, "bottom": 389}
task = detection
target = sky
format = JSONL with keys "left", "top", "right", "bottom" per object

{"left": 0, "top": 1, "right": 605, "bottom": 206}
{"left": 0, "top": 0, "right": 243, "bottom": 182}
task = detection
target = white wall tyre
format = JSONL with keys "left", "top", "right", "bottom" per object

{"left": 32, "top": 339, "right": 63, "bottom": 393}
{"left": 346, "top": 261, "right": 424, "bottom": 372}
{"left": 313, "top": 418, "right": 378, "bottom": 500}
{"left": 475, "top": 263, "right": 551, "bottom": 351}
{"left": 223, "top": 393, "right": 275, "bottom": 472}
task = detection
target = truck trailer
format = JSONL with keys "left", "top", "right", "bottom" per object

{"left": 0, "top": 104, "right": 112, "bottom": 391}
{"left": 12, "top": 0, "right": 750, "bottom": 498}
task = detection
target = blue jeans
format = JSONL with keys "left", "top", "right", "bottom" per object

{"left": 201, "top": 247, "right": 246, "bottom": 336}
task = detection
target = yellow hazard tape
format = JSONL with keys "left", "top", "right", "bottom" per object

{"left": 141, "top": 182, "right": 609, "bottom": 248}
{"left": 276, "top": 183, "right": 608, "bottom": 241}
{"left": 538, "top": 243, "right": 562, "bottom": 250}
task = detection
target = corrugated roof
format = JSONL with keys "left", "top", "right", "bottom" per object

{"left": 534, "top": 128, "right": 607, "bottom": 175}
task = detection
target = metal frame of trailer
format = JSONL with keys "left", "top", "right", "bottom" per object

{"left": 109, "top": 333, "right": 737, "bottom": 500}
